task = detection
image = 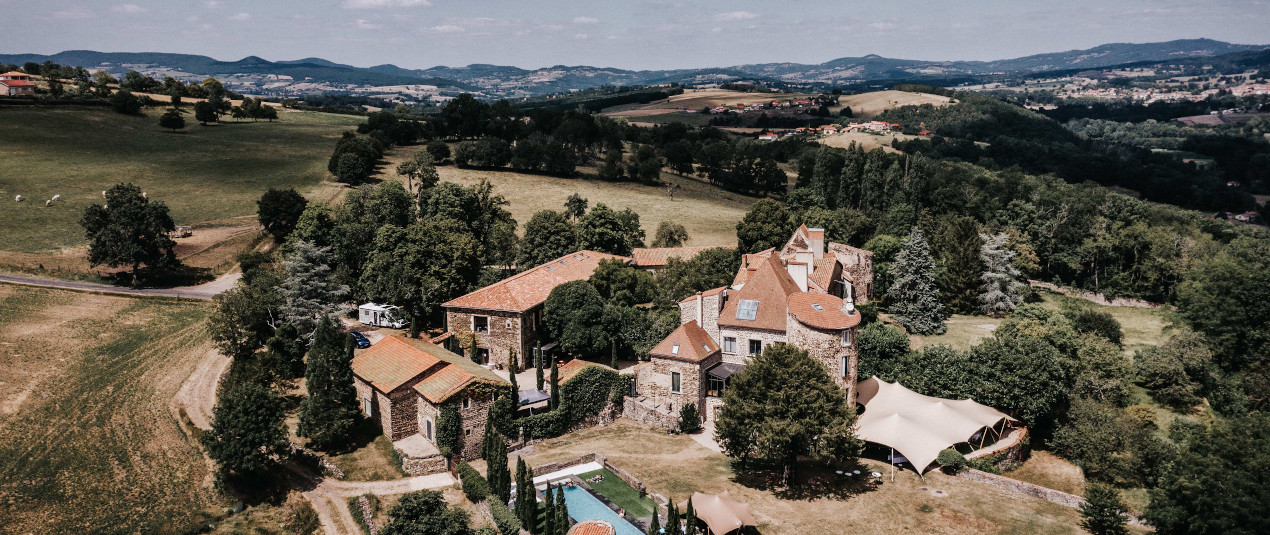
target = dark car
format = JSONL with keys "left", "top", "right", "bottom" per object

{"left": 350, "top": 331, "right": 371, "bottom": 349}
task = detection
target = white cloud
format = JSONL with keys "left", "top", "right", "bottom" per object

{"left": 868, "top": 21, "right": 895, "bottom": 30}
{"left": 229, "top": 12, "right": 251, "bottom": 21}
{"left": 427, "top": 24, "right": 464, "bottom": 33}
{"left": 711, "top": 27, "right": 722, "bottom": 34}
{"left": 715, "top": 11, "right": 758, "bottom": 21}
{"left": 355, "top": 19, "right": 382, "bottom": 30}
{"left": 51, "top": 6, "right": 93, "bottom": 19}
{"left": 574, "top": 33, "right": 589, "bottom": 40}
{"left": 204, "top": 1, "right": 222, "bottom": 8}
{"left": 112, "top": 4, "right": 145, "bottom": 13}
{"left": 573, "top": 16, "right": 598, "bottom": 24}
{"left": 343, "top": 0, "right": 430, "bottom": 8}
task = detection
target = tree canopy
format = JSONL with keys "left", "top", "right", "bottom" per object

{"left": 79, "top": 183, "right": 178, "bottom": 282}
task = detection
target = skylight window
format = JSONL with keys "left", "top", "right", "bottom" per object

{"left": 736, "top": 299, "right": 759, "bottom": 321}
{"left": 546, "top": 266, "right": 556, "bottom": 271}
{"left": 574, "top": 255, "right": 584, "bottom": 260}
{"left": 671, "top": 344, "right": 680, "bottom": 355}
{"left": 559, "top": 260, "right": 568, "bottom": 266}
{"left": 811, "top": 303, "right": 824, "bottom": 311}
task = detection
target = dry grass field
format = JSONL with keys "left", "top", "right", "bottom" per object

{"left": 818, "top": 131, "right": 915, "bottom": 153}
{"left": 0, "top": 106, "right": 361, "bottom": 268}
{"left": 0, "top": 285, "right": 218, "bottom": 534}
{"left": 380, "top": 151, "right": 760, "bottom": 247}
{"left": 836, "top": 89, "right": 953, "bottom": 118}
{"left": 519, "top": 419, "right": 1089, "bottom": 535}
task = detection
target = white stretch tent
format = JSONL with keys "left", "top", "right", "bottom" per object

{"left": 855, "top": 376, "right": 1016, "bottom": 473}
{"left": 688, "top": 491, "right": 756, "bottom": 535}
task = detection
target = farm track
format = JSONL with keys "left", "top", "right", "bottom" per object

{"left": 0, "top": 271, "right": 240, "bottom": 300}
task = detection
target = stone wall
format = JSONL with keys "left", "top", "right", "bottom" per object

{"left": 357, "top": 377, "right": 421, "bottom": 441}
{"left": 446, "top": 307, "right": 535, "bottom": 371}
{"left": 623, "top": 396, "right": 679, "bottom": 431}
{"left": 458, "top": 393, "right": 496, "bottom": 460}
{"left": 786, "top": 313, "right": 858, "bottom": 401}
{"left": 829, "top": 243, "right": 874, "bottom": 304}
{"left": 677, "top": 291, "right": 724, "bottom": 341}
{"left": 402, "top": 454, "right": 449, "bottom": 476}
{"left": 957, "top": 469, "right": 1085, "bottom": 508}
{"left": 717, "top": 326, "right": 787, "bottom": 365}
{"left": 636, "top": 353, "right": 719, "bottom": 419}
{"left": 530, "top": 452, "right": 600, "bottom": 477}
{"left": 1029, "top": 280, "right": 1162, "bottom": 309}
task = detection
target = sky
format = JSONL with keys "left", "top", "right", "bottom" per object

{"left": 6, "top": 0, "right": 1270, "bottom": 70}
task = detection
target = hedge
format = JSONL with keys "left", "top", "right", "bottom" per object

{"left": 458, "top": 462, "right": 490, "bottom": 502}
{"left": 488, "top": 499, "right": 522, "bottom": 535}
{"left": 514, "top": 364, "right": 627, "bottom": 441}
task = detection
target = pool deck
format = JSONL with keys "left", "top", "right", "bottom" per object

{"left": 533, "top": 461, "right": 604, "bottom": 487}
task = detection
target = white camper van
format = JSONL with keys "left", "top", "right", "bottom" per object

{"left": 358, "top": 302, "right": 406, "bottom": 329}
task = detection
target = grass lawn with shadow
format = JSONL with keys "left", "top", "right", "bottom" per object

{"left": 576, "top": 467, "right": 656, "bottom": 518}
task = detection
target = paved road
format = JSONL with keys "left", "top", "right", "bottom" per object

{"left": 0, "top": 272, "right": 241, "bottom": 300}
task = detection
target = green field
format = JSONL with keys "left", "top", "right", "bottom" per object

{"left": 577, "top": 467, "right": 656, "bottom": 518}
{"left": 0, "top": 285, "right": 218, "bottom": 533}
{"left": 0, "top": 106, "right": 362, "bottom": 254}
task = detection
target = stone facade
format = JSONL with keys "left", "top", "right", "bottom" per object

{"left": 678, "top": 291, "right": 724, "bottom": 341}
{"left": 716, "top": 325, "right": 787, "bottom": 365}
{"left": 637, "top": 352, "right": 721, "bottom": 418}
{"left": 445, "top": 306, "right": 540, "bottom": 371}
{"left": 622, "top": 396, "right": 680, "bottom": 431}
{"left": 413, "top": 391, "right": 496, "bottom": 461}
{"left": 355, "top": 376, "right": 422, "bottom": 441}
{"left": 786, "top": 311, "right": 858, "bottom": 401}
{"left": 829, "top": 243, "right": 875, "bottom": 304}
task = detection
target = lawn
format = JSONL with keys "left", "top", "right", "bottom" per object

{"left": 907, "top": 292, "right": 1174, "bottom": 354}
{"left": 520, "top": 419, "right": 1088, "bottom": 535}
{"left": 329, "top": 432, "right": 409, "bottom": 482}
{"left": 0, "top": 106, "right": 362, "bottom": 256}
{"left": 577, "top": 467, "right": 656, "bottom": 518}
{"left": 0, "top": 285, "right": 219, "bottom": 533}
{"left": 381, "top": 152, "right": 760, "bottom": 248}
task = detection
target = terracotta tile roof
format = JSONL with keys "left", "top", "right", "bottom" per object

{"left": 0, "top": 79, "right": 34, "bottom": 87}
{"left": 353, "top": 335, "right": 507, "bottom": 403}
{"left": 568, "top": 520, "right": 616, "bottom": 535}
{"left": 442, "top": 250, "right": 628, "bottom": 313}
{"left": 352, "top": 336, "right": 443, "bottom": 393}
{"left": 808, "top": 257, "right": 840, "bottom": 292}
{"left": 787, "top": 293, "right": 861, "bottom": 330}
{"left": 731, "top": 248, "right": 775, "bottom": 287}
{"left": 0, "top": 71, "right": 29, "bottom": 78}
{"left": 719, "top": 256, "right": 802, "bottom": 332}
{"left": 556, "top": 359, "right": 611, "bottom": 384}
{"left": 678, "top": 285, "right": 727, "bottom": 304}
{"left": 631, "top": 246, "right": 728, "bottom": 268}
{"left": 650, "top": 320, "right": 720, "bottom": 363}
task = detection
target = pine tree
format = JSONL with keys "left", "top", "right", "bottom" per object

{"left": 888, "top": 227, "right": 946, "bottom": 335}
{"left": 516, "top": 457, "right": 534, "bottom": 529}
{"left": 934, "top": 216, "right": 985, "bottom": 314}
{"left": 549, "top": 358, "right": 560, "bottom": 410}
{"left": 554, "top": 483, "right": 569, "bottom": 535}
{"left": 979, "top": 232, "right": 1025, "bottom": 315}
{"left": 535, "top": 341, "right": 545, "bottom": 391}
{"left": 646, "top": 507, "right": 661, "bottom": 535}
{"left": 1079, "top": 483, "right": 1130, "bottom": 535}
{"left": 297, "top": 317, "right": 359, "bottom": 450}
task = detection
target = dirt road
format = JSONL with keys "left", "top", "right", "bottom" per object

{"left": 0, "top": 271, "right": 240, "bottom": 300}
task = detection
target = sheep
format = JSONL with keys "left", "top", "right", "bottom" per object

{"left": 141, "top": 192, "right": 147, "bottom": 199}
{"left": 45, "top": 200, "right": 51, "bottom": 207}
{"left": 102, "top": 190, "right": 107, "bottom": 198}
{"left": 14, "top": 195, "right": 21, "bottom": 202}
{"left": 51, "top": 194, "right": 60, "bottom": 202}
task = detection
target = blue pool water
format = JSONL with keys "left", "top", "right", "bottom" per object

{"left": 560, "top": 484, "right": 646, "bottom": 535}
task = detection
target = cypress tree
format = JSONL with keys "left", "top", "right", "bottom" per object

{"left": 888, "top": 226, "right": 946, "bottom": 335}
{"left": 297, "top": 316, "right": 359, "bottom": 450}
{"left": 549, "top": 358, "right": 560, "bottom": 410}
{"left": 667, "top": 499, "right": 679, "bottom": 535}
{"left": 482, "top": 406, "right": 511, "bottom": 504}
{"left": 646, "top": 507, "right": 661, "bottom": 535}
{"left": 685, "top": 498, "right": 696, "bottom": 535}
{"left": 543, "top": 484, "right": 556, "bottom": 535}
{"left": 516, "top": 457, "right": 533, "bottom": 529}
{"left": 554, "top": 483, "right": 569, "bottom": 535}
{"left": 510, "top": 349, "right": 520, "bottom": 393}
{"left": 535, "top": 341, "right": 545, "bottom": 390}
{"left": 610, "top": 337, "right": 618, "bottom": 369}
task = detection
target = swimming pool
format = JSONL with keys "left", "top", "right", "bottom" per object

{"left": 560, "top": 484, "right": 646, "bottom": 535}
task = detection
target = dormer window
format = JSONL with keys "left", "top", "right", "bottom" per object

{"left": 736, "top": 299, "right": 759, "bottom": 321}
{"left": 810, "top": 303, "right": 824, "bottom": 311}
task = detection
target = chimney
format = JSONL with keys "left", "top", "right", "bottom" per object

{"left": 809, "top": 227, "right": 825, "bottom": 259}
{"left": 696, "top": 292, "right": 703, "bottom": 325}
{"left": 787, "top": 263, "right": 809, "bottom": 292}
{"left": 843, "top": 281, "right": 855, "bottom": 311}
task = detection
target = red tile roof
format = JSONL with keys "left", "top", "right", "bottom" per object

{"left": 808, "top": 257, "right": 840, "bottom": 292}
{"left": 787, "top": 293, "right": 861, "bottom": 330}
{"left": 568, "top": 520, "right": 616, "bottom": 535}
{"left": 443, "top": 251, "right": 628, "bottom": 313}
{"left": 719, "top": 256, "right": 802, "bottom": 332}
{"left": 353, "top": 336, "right": 508, "bottom": 403}
{"left": 731, "top": 248, "right": 775, "bottom": 287}
{"left": 556, "top": 359, "right": 612, "bottom": 383}
{"left": 0, "top": 71, "right": 29, "bottom": 78}
{"left": 630, "top": 246, "right": 723, "bottom": 268}
{"left": 650, "top": 320, "right": 720, "bottom": 363}
{"left": 0, "top": 79, "right": 34, "bottom": 87}
{"left": 352, "top": 336, "right": 443, "bottom": 393}
{"left": 678, "top": 285, "right": 727, "bottom": 304}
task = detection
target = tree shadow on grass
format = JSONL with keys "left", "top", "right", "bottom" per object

{"left": 730, "top": 458, "right": 881, "bottom": 501}
{"left": 103, "top": 264, "right": 214, "bottom": 288}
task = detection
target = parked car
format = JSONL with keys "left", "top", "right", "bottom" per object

{"left": 350, "top": 331, "right": 371, "bottom": 349}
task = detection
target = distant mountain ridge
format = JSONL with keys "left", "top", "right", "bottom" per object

{"left": 2, "top": 39, "right": 1265, "bottom": 98}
